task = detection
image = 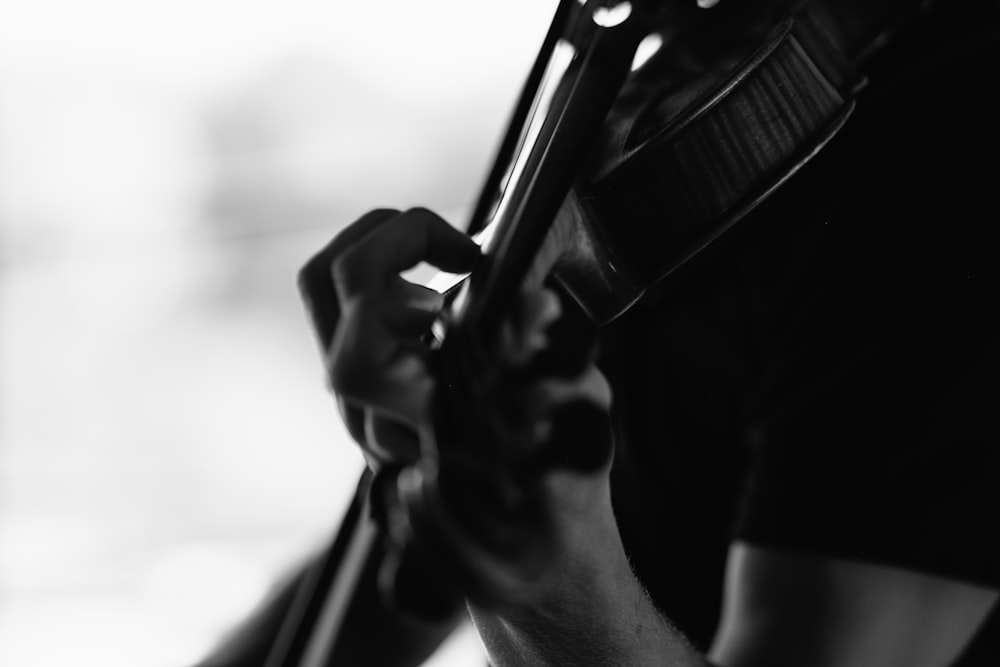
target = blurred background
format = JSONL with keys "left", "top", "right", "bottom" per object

{"left": 0, "top": 1, "right": 555, "bottom": 664}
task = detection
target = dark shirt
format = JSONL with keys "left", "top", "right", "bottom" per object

{"left": 604, "top": 1, "right": 1000, "bottom": 658}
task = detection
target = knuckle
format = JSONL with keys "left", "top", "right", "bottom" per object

{"left": 337, "top": 397, "right": 369, "bottom": 449}
{"left": 328, "top": 353, "right": 368, "bottom": 399}
{"left": 330, "top": 243, "right": 369, "bottom": 296}
{"left": 300, "top": 208, "right": 401, "bottom": 296}
{"left": 325, "top": 295, "right": 382, "bottom": 398}
{"left": 403, "top": 205, "right": 434, "bottom": 219}
{"left": 297, "top": 251, "right": 330, "bottom": 297}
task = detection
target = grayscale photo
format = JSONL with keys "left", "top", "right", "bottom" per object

{"left": 1, "top": 2, "right": 997, "bottom": 666}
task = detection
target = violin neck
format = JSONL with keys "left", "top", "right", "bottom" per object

{"left": 263, "top": 471, "right": 378, "bottom": 667}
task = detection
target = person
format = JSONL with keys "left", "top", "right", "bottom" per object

{"left": 195, "top": 0, "right": 1000, "bottom": 665}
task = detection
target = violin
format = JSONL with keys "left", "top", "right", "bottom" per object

{"left": 265, "top": 1, "right": 931, "bottom": 665}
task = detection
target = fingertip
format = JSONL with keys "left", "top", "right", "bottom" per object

{"left": 403, "top": 207, "right": 483, "bottom": 272}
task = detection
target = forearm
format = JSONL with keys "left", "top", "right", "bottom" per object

{"left": 467, "top": 488, "right": 709, "bottom": 667}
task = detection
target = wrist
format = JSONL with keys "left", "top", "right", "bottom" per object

{"left": 469, "top": 477, "right": 703, "bottom": 666}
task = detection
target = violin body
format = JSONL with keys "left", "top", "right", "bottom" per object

{"left": 553, "top": 0, "right": 936, "bottom": 325}
{"left": 556, "top": 4, "right": 865, "bottom": 324}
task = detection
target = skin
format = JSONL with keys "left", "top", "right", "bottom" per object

{"left": 299, "top": 207, "right": 999, "bottom": 666}
{"left": 711, "top": 543, "right": 998, "bottom": 667}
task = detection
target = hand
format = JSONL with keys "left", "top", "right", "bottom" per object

{"left": 298, "top": 206, "right": 615, "bottom": 610}
{"left": 388, "top": 280, "right": 617, "bottom": 612}
{"left": 297, "top": 207, "right": 481, "bottom": 469}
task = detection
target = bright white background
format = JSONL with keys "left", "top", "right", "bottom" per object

{"left": 0, "top": 1, "right": 556, "bottom": 665}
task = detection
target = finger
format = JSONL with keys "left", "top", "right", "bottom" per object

{"left": 498, "top": 290, "right": 599, "bottom": 382}
{"left": 514, "top": 288, "right": 563, "bottom": 335}
{"left": 514, "top": 365, "right": 613, "bottom": 427}
{"left": 338, "top": 398, "right": 419, "bottom": 470}
{"left": 330, "top": 295, "right": 435, "bottom": 425}
{"left": 527, "top": 295, "right": 599, "bottom": 379}
{"left": 337, "top": 394, "right": 368, "bottom": 449}
{"left": 498, "top": 289, "right": 562, "bottom": 367}
{"left": 485, "top": 363, "right": 612, "bottom": 468}
{"left": 383, "top": 280, "right": 446, "bottom": 338}
{"left": 394, "top": 280, "right": 446, "bottom": 310}
{"left": 298, "top": 208, "right": 401, "bottom": 349}
{"left": 513, "top": 368, "right": 614, "bottom": 475}
{"left": 365, "top": 411, "right": 421, "bottom": 465}
{"left": 334, "top": 207, "right": 481, "bottom": 300}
